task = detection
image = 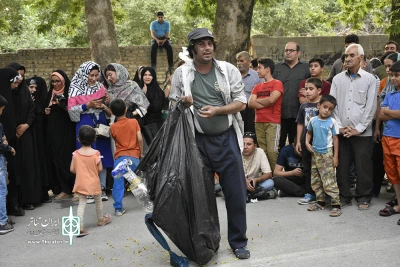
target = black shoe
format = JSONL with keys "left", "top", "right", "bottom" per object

{"left": 9, "top": 207, "right": 25, "bottom": 216}
{"left": 22, "top": 204, "right": 35, "bottom": 210}
{"left": 42, "top": 198, "right": 52, "bottom": 203}
{"left": 233, "top": 246, "right": 250, "bottom": 259}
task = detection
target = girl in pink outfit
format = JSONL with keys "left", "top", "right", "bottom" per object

{"left": 70, "top": 125, "right": 111, "bottom": 237}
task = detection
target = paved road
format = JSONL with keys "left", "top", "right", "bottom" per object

{"left": 2, "top": 188, "right": 400, "bottom": 267}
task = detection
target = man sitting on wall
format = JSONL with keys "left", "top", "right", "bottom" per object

{"left": 150, "top": 10, "right": 174, "bottom": 70}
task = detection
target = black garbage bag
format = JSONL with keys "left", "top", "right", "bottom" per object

{"left": 136, "top": 102, "right": 220, "bottom": 265}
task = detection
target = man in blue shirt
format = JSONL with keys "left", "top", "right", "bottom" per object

{"left": 150, "top": 10, "right": 174, "bottom": 70}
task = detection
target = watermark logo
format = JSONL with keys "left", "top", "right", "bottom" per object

{"left": 61, "top": 206, "right": 80, "bottom": 246}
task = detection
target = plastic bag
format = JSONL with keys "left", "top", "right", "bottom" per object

{"left": 136, "top": 102, "right": 220, "bottom": 265}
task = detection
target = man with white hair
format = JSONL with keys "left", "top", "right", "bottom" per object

{"left": 330, "top": 44, "right": 378, "bottom": 210}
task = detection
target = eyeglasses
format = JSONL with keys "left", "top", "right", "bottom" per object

{"left": 51, "top": 80, "right": 61, "bottom": 84}
{"left": 284, "top": 49, "right": 298, "bottom": 53}
{"left": 243, "top": 132, "right": 256, "bottom": 137}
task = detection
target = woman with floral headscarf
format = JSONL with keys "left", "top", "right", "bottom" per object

{"left": 46, "top": 70, "right": 76, "bottom": 201}
{"left": 104, "top": 63, "right": 149, "bottom": 120}
{"left": 68, "top": 61, "right": 113, "bottom": 203}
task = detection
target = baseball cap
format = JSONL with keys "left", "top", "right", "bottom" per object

{"left": 157, "top": 10, "right": 164, "bottom": 16}
{"left": 187, "top": 28, "right": 214, "bottom": 43}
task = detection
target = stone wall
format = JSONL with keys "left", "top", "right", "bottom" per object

{"left": 0, "top": 46, "right": 183, "bottom": 84}
{"left": 0, "top": 34, "right": 390, "bottom": 84}
{"left": 251, "top": 35, "right": 389, "bottom": 65}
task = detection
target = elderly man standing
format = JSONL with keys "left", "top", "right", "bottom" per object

{"left": 170, "top": 28, "right": 249, "bottom": 259}
{"left": 274, "top": 42, "right": 310, "bottom": 149}
{"left": 330, "top": 44, "right": 378, "bottom": 210}
{"left": 236, "top": 51, "right": 263, "bottom": 133}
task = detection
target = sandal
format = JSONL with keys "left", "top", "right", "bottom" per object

{"left": 386, "top": 198, "right": 398, "bottom": 207}
{"left": 379, "top": 206, "right": 400, "bottom": 216}
{"left": 307, "top": 203, "right": 325, "bottom": 211}
{"left": 98, "top": 213, "right": 112, "bottom": 226}
{"left": 329, "top": 208, "right": 342, "bottom": 217}
{"left": 358, "top": 202, "right": 370, "bottom": 210}
{"left": 77, "top": 228, "right": 89, "bottom": 237}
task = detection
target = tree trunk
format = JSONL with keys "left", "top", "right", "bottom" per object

{"left": 84, "top": 0, "right": 121, "bottom": 69}
{"left": 389, "top": 0, "right": 400, "bottom": 44}
{"left": 213, "top": 0, "right": 255, "bottom": 64}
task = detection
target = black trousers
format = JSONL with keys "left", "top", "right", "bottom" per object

{"left": 371, "top": 120, "right": 385, "bottom": 196}
{"left": 195, "top": 128, "right": 248, "bottom": 250}
{"left": 240, "top": 104, "right": 255, "bottom": 134}
{"left": 273, "top": 176, "right": 306, "bottom": 197}
{"left": 336, "top": 135, "right": 374, "bottom": 204}
{"left": 279, "top": 118, "right": 297, "bottom": 149}
{"left": 151, "top": 39, "right": 173, "bottom": 67}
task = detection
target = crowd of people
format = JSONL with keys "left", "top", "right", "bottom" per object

{"left": 235, "top": 34, "right": 400, "bottom": 225}
{"left": 0, "top": 59, "right": 169, "bottom": 236}
{"left": 0, "top": 28, "right": 399, "bottom": 262}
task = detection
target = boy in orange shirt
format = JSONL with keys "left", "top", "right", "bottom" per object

{"left": 110, "top": 99, "right": 143, "bottom": 216}
{"left": 248, "top": 58, "right": 284, "bottom": 172}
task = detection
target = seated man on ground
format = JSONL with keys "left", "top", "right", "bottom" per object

{"left": 273, "top": 141, "right": 308, "bottom": 198}
{"left": 242, "top": 132, "right": 277, "bottom": 201}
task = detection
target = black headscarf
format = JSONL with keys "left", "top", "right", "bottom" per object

{"left": 133, "top": 65, "right": 144, "bottom": 88}
{"left": 0, "top": 68, "right": 19, "bottom": 140}
{"left": 26, "top": 76, "right": 48, "bottom": 114}
{"left": 6, "top": 62, "right": 26, "bottom": 72}
{"left": 140, "top": 67, "right": 166, "bottom": 114}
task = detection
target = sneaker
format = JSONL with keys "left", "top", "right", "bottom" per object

{"left": 72, "top": 194, "right": 79, "bottom": 202}
{"left": 266, "top": 189, "right": 277, "bottom": 199}
{"left": 115, "top": 209, "right": 126, "bottom": 217}
{"left": 54, "top": 192, "right": 71, "bottom": 201}
{"left": 298, "top": 193, "right": 316, "bottom": 205}
{"left": 0, "top": 223, "right": 14, "bottom": 235}
{"left": 86, "top": 196, "right": 95, "bottom": 204}
{"left": 233, "top": 246, "right": 250, "bottom": 259}
{"left": 101, "top": 189, "right": 108, "bottom": 201}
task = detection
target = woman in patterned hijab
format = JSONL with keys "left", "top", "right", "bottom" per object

{"left": 68, "top": 61, "right": 113, "bottom": 201}
{"left": 104, "top": 63, "right": 149, "bottom": 119}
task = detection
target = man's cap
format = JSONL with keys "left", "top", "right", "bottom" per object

{"left": 187, "top": 28, "right": 214, "bottom": 43}
{"left": 156, "top": 10, "right": 164, "bottom": 16}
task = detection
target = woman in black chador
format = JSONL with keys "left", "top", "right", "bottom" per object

{"left": 45, "top": 70, "right": 76, "bottom": 200}
{"left": 7, "top": 62, "right": 41, "bottom": 210}
{"left": 0, "top": 67, "right": 25, "bottom": 216}
{"left": 26, "top": 76, "right": 51, "bottom": 203}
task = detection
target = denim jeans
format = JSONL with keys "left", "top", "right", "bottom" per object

{"left": 112, "top": 156, "right": 139, "bottom": 209}
{"left": 258, "top": 178, "right": 274, "bottom": 191}
{"left": 99, "top": 168, "right": 107, "bottom": 190}
{"left": 0, "top": 155, "right": 8, "bottom": 225}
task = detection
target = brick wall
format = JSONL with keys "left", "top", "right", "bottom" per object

{"left": 251, "top": 34, "right": 389, "bottom": 65}
{"left": 0, "top": 34, "right": 390, "bottom": 84}
{"left": 0, "top": 46, "right": 183, "bottom": 84}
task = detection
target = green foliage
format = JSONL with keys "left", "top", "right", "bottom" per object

{"left": 252, "top": 0, "right": 339, "bottom": 36}
{"left": 338, "top": 0, "right": 391, "bottom": 33}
